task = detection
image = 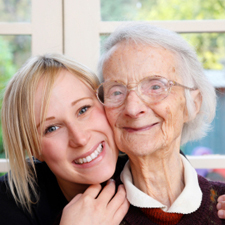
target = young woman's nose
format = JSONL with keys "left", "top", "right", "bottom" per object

{"left": 123, "top": 90, "right": 147, "bottom": 118}
{"left": 68, "top": 125, "right": 90, "bottom": 148}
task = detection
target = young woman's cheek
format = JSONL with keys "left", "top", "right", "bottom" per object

{"left": 40, "top": 130, "right": 68, "bottom": 161}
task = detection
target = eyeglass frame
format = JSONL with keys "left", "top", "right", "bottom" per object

{"left": 95, "top": 75, "right": 197, "bottom": 108}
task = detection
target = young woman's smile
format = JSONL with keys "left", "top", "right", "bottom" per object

{"left": 35, "top": 70, "right": 118, "bottom": 195}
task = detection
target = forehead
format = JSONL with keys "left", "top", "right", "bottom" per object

{"left": 102, "top": 42, "right": 180, "bottom": 83}
{"left": 51, "top": 70, "right": 91, "bottom": 96}
{"left": 35, "top": 70, "right": 94, "bottom": 109}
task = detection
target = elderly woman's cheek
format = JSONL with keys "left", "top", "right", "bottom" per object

{"left": 161, "top": 100, "right": 187, "bottom": 145}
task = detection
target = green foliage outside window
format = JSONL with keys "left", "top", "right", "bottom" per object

{"left": 0, "top": 36, "right": 17, "bottom": 157}
{"left": 0, "top": 0, "right": 31, "bottom": 157}
{"left": 101, "top": 0, "right": 225, "bottom": 69}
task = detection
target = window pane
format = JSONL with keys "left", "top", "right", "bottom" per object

{"left": 101, "top": 0, "right": 225, "bottom": 21}
{"left": 0, "top": 0, "right": 31, "bottom": 22}
{"left": 0, "top": 35, "right": 31, "bottom": 158}
{"left": 183, "top": 89, "right": 225, "bottom": 156}
{"left": 101, "top": 32, "right": 225, "bottom": 70}
{"left": 182, "top": 33, "right": 225, "bottom": 70}
{"left": 181, "top": 33, "right": 225, "bottom": 156}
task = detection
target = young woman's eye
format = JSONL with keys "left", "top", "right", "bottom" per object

{"left": 78, "top": 105, "right": 90, "bottom": 116}
{"left": 44, "top": 125, "right": 59, "bottom": 135}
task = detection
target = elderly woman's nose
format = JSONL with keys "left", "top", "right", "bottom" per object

{"left": 68, "top": 125, "right": 90, "bottom": 148}
{"left": 124, "top": 91, "right": 147, "bottom": 118}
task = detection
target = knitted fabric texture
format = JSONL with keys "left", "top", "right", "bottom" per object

{"left": 119, "top": 175, "right": 225, "bottom": 225}
{"left": 140, "top": 208, "right": 183, "bottom": 225}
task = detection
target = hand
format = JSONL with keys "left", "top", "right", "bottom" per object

{"left": 217, "top": 195, "right": 225, "bottom": 219}
{"left": 60, "top": 180, "right": 129, "bottom": 225}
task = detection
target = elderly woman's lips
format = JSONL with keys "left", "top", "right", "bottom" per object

{"left": 123, "top": 123, "right": 158, "bottom": 132}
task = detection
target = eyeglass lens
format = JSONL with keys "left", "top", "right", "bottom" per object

{"left": 97, "top": 77, "right": 170, "bottom": 107}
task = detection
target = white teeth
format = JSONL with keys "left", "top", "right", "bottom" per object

{"left": 75, "top": 143, "right": 103, "bottom": 165}
{"left": 86, "top": 156, "right": 92, "bottom": 162}
{"left": 83, "top": 158, "right": 87, "bottom": 163}
{"left": 91, "top": 152, "right": 96, "bottom": 159}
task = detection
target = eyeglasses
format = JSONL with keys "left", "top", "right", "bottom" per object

{"left": 96, "top": 75, "right": 197, "bottom": 108}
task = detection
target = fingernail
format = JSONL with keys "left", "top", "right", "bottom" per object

{"left": 108, "top": 179, "right": 115, "bottom": 184}
{"left": 217, "top": 203, "right": 222, "bottom": 210}
{"left": 118, "top": 184, "right": 125, "bottom": 189}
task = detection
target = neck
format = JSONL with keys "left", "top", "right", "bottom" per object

{"left": 129, "top": 145, "right": 184, "bottom": 208}
{"left": 56, "top": 178, "right": 89, "bottom": 202}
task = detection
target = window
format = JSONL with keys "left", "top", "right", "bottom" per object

{"left": 0, "top": 0, "right": 225, "bottom": 173}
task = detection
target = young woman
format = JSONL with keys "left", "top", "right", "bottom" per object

{"left": 0, "top": 54, "right": 129, "bottom": 225}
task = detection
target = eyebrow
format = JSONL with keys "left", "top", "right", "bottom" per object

{"left": 71, "top": 97, "right": 92, "bottom": 106}
{"left": 36, "top": 97, "right": 93, "bottom": 129}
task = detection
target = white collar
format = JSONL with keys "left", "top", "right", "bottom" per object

{"left": 120, "top": 154, "right": 202, "bottom": 214}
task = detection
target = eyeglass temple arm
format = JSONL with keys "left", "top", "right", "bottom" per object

{"left": 172, "top": 81, "right": 197, "bottom": 91}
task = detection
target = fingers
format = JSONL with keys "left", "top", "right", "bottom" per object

{"left": 97, "top": 179, "right": 116, "bottom": 204}
{"left": 68, "top": 193, "right": 82, "bottom": 205}
{"left": 107, "top": 184, "right": 126, "bottom": 211}
{"left": 114, "top": 196, "right": 129, "bottom": 223}
{"left": 218, "top": 209, "right": 225, "bottom": 219}
{"left": 110, "top": 184, "right": 129, "bottom": 224}
{"left": 218, "top": 194, "right": 225, "bottom": 202}
{"left": 67, "top": 184, "right": 102, "bottom": 207}
{"left": 60, "top": 181, "right": 128, "bottom": 225}
{"left": 82, "top": 183, "right": 102, "bottom": 198}
{"left": 217, "top": 200, "right": 225, "bottom": 219}
{"left": 217, "top": 195, "right": 225, "bottom": 219}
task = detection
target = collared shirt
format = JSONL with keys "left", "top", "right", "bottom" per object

{"left": 120, "top": 154, "right": 202, "bottom": 214}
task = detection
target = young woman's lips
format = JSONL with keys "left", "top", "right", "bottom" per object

{"left": 123, "top": 122, "right": 159, "bottom": 132}
{"left": 73, "top": 142, "right": 104, "bottom": 166}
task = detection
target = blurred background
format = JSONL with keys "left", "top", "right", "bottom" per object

{"left": 0, "top": 0, "right": 225, "bottom": 178}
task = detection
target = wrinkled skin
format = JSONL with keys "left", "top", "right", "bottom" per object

{"left": 103, "top": 41, "right": 201, "bottom": 207}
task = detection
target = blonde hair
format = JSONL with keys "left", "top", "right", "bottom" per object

{"left": 1, "top": 53, "right": 99, "bottom": 213}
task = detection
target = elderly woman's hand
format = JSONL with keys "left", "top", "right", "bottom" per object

{"left": 217, "top": 195, "right": 225, "bottom": 219}
{"left": 60, "top": 180, "right": 129, "bottom": 225}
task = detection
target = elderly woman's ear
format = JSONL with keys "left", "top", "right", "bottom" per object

{"left": 186, "top": 89, "right": 202, "bottom": 122}
{"left": 192, "top": 89, "right": 202, "bottom": 117}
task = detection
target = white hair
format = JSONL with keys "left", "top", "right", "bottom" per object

{"left": 98, "top": 22, "right": 216, "bottom": 145}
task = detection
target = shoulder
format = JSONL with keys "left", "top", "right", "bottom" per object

{"left": 0, "top": 160, "right": 66, "bottom": 225}
{"left": 198, "top": 175, "right": 225, "bottom": 195}
{"left": 195, "top": 175, "right": 225, "bottom": 223}
{"left": 32, "top": 160, "right": 68, "bottom": 224}
{"left": 30, "top": 159, "right": 68, "bottom": 224}
{"left": 0, "top": 173, "right": 34, "bottom": 224}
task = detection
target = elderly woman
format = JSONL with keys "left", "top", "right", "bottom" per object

{"left": 96, "top": 22, "right": 225, "bottom": 224}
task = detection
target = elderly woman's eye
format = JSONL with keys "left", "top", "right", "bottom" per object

{"left": 107, "top": 86, "right": 124, "bottom": 99}
{"left": 151, "top": 85, "right": 161, "bottom": 90}
{"left": 44, "top": 125, "right": 59, "bottom": 134}
{"left": 78, "top": 105, "right": 90, "bottom": 116}
{"left": 112, "top": 91, "right": 122, "bottom": 96}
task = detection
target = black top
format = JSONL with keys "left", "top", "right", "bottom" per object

{"left": 0, "top": 152, "right": 187, "bottom": 225}
{"left": 0, "top": 160, "right": 68, "bottom": 225}
{"left": 0, "top": 156, "right": 129, "bottom": 225}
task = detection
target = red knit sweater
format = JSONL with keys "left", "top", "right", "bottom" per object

{"left": 140, "top": 208, "right": 183, "bottom": 225}
{"left": 119, "top": 175, "right": 225, "bottom": 225}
